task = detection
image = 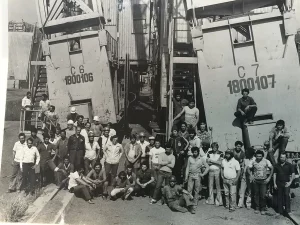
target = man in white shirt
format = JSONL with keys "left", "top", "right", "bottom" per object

{"left": 66, "top": 120, "right": 76, "bottom": 138}
{"left": 80, "top": 122, "right": 91, "bottom": 144}
{"left": 7, "top": 133, "right": 27, "bottom": 193}
{"left": 173, "top": 99, "right": 199, "bottom": 130}
{"left": 22, "top": 91, "right": 33, "bottom": 130}
{"left": 221, "top": 150, "right": 241, "bottom": 212}
{"left": 149, "top": 140, "right": 165, "bottom": 181}
{"left": 187, "top": 128, "right": 204, "bottom": 157}
{"left": 22, "top": 138, "right": 40, "bottom": 195}
{"left": 137, "top": 132, "right": 150, "bottom": 164}
{"left": 107, "top": 122, "right": 117, "bottom": 136}
{"left": 84, "top": 132, "right": 100, "bottom": 175}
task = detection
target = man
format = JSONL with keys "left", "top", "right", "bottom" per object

{"left": 30, "top": 127, "right": 42, "bottom": 147}
{"left": 125, "top": 165, "right": 136, "bottom": 187}
{"left": 147, "top": 136, "right": 155, "bottom": 150}
{"left": 178, "top": 122, "right": 189, "bottom": 139}
{"left": 185, "top": 147, "right": 209, "bottom": 205}
{"left": 135, "top": 162, "right": 155, "bottom": 197}
{"left": 7, "top": 133, "right": 27, "bottom": 193}
{"left": 172, "top": 93, "right": 189, "bottom": 129}
{"left": 22, "top": 91, "right": 33, "bottom": 130}
{"left": 55, "top": 156, "right": 74, "bottom": 188}
{"left": 68, "top": 126, "right": 85, "bottom": 171}
{"left": 39, "top": 94, "right": 51, "bottom": 128}
{"left": 45, "top": 105, "right": 59, "bottom": 129}
{"left": 68, "top": 168, "right": 95, "bottom": 204}
{"left": 149, "top": 139, "right": 165, "bottom": 180}
{"left": 81, "top": 122, "right": 91, "bottom": 144}
{"left": 233, "top": 141, "right": 245, "bottom": 165}
{"left": 55, "top": 130, "right": 69, "bottom": 163}
{"left": 74, "top": 115, "right": 85, "bottom": 129}
{"left": 248, "top": 150, "right": 274, "bottom": 215}
{"left": 137, "top": 132, "right": 150, "bottom": 165}
{"left": 206, "top": 142, "right": 223, "bottom": 206}
{"left": 150, "top": 144, "right": 175, "bottom": 204}
{"left": 107, "top": 122, "right": 116, "bottom": 136}
{"left": 110, "top": 171, "right": 134, "bottom": 200}
{"left": 21, "top": 138, "right": 40, "bottom": 195}
{"left": 269, "top": 120, "right": 290, "bottom": 162}
{"left": 87, "top": 163, "right": 108, "bottom": 198}
{"left": 188, "top": 128, "right": 204, "bottom": 157}
{"left": 91, "top": 116, "right": 103, "bottom": 142}
{"left": 237, "top": 147, "right": 256, "bottom": 209}
{"left": 173, "top": 99, "right": 199, "bottom": 130}
{"left": 234, "top": 88, "right": 257, "bottom": 124}
{"left": 221, "top": 150, "right": 241, "bottom": 212}
{"left": 84, "top": 132, "right": 100, "bottom": 175}
{"left": 273, "top": 152, "right": 295, "bottom": 216}
{"left": 67, "top": 107, "right": 78, "bottom": 122}
{"left": 197, "top": 122, "right": 211, "bottom": 144}
{"left": 162, "top": 176, "right": 196, "bottom": 214}
{"left": 168, "top": 127, "right": 189, "bottom": 184}
{"left": 38, "top": 133, "right": 57, "bottom": 186}
{"left": 103, "top": 135, "right": 123, "bottom": 184}
{"left": 66, "top": 120, "right": 76, "bottom": 138}
{"left": 124, "top": 134, "right": 142, "bottom": 173}
{"left": 98, "top": 127, "right": 112, "bottom": 161}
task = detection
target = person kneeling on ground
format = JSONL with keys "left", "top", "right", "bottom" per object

{"left": 110, "top": 171, "right": 134, "bottom": 200}
{"left": 68, "top": 168, "right": 96, "bottom": 204}
{"left": 87, "top": 163, "right": 108, "bottom": 199}
{"left": 56, "top": 156, "right": 74, "bottom": 189}
{"left": 162, "top": 176, "right": 196, "bottom": 214}
{"left": 135, "top": 162, "right": 156, "bottom": 197}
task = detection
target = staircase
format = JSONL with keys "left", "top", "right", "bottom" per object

{"left": 33, "top": 63, "right": 48, "bottom": 108}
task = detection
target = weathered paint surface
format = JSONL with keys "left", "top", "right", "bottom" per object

{"left": 44, "top": 31, "right": 116, "bottom": 127}
{"left": 197, "top": 11, "right": 300, "bottom": 150}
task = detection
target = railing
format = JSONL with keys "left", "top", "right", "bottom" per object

{"left": 27, "top": 23, "right": 37, "bottom": 89}
{"left": 106, "top": 30, "right": 118, "bottom": 63}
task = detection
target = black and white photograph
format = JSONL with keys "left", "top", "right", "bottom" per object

{"left": 0, "top": 0, "right": 300, "bottom": 224}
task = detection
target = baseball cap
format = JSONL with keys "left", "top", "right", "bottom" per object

{"left": 93, "top": 116, "right": 100, "bottom": 122}
{"left": 67, "top": 120, "right": 74, "bottom": 125}
{"left": 148, "top": 136, "right": 155, "bottom": 140}
{"left": 70, "top": 107, "right": 76, "bottom": 113}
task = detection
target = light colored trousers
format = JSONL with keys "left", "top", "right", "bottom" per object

{"left": 238, "top": 176, "right": 252, "bottom": 208}
{"left": 187, "top": 175, "right": 201, "bottom": 204}
{"left": 207, "top": 169, "right": 223, "bottom": 205}
{"left": 111, "top": 187, "right": 134, "bottom": 198}
{"left": 223, "top": 178, "right": 237, "bottom": 209}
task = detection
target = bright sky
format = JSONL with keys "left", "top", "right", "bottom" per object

{"left": 8, "top": 0, "right": 37, "bottom": 23}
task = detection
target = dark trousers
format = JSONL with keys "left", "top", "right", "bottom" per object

{"left": 71, "top": 185, "right": 92, "bottom": 201}
{"left": 104, "top": 162, "right": 119, "bottom": 184}
{"left": 134, "top": 182, "right": 156, "bottom": 197}
{"left": 276, "top": 182, "right": 291, "bottom": 214}
{"left": 153, "top": 170, "right": 172, "bottom": 200}
{"left": 22, "top": 163, "right": 35, "bottom": 194}
{"left": 8, "top": 161, "right": 22, "bottom": 191}
{"left": 24, "top": 111, "right": 32, "bottom": 131}
{"left": 55, "top": 171, "right": 68, "bottom": 187}
{"left": 253, "top": 181, "right": 267, "bottom": 210}
{"left": 172, "top": 155, "right": 185, "bottom": 184}
{"left": 234, "top": 106, "right": 257, "bottom": 122}
{"left": 40, "top": 160, "right": 56, "bottom": 187}
{"left": 69, "top": 150, "right": 84, "bottom": 171}
{"left": 273, "top": 137, "right": 289, "bottom": 154}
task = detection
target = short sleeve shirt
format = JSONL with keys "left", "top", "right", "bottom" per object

{"left": 149, "top": 147, "right": 165, "bottom": 164}
{"left": 249, "top": 158, "right": 272, "bottom": 180}
{"left": 68, "top": 172, "right": 80, "bottom": 189}
{"left": 137, "top": 169, "right": 154, "bottom": 184}
{"left": 274, "top": 162, "right": 295, "bottom": 183}
{"left": 85, "top": 141, "right": 100, "bottom": 160}
{"left": 237, "top": 96, "right": 256, "bottom": 111}
{"left": 13, "top": 141, "right": 27, "bottom": 162}
{"left": 163, "top": 185, "right": 183, "bottom": 203}
{"left": 222, "top": 158, "right": 240, "bottom": 179}
{"left": 183, "top": 106, "right": 199, "bottom": 126}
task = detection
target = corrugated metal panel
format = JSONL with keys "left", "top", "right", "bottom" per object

{"left": 173, "top": 0, "right": 191, "bottom": 43}
{"left": 118, "top": 0, "right": 151, "bottom": 61}
{"left": 102, "top": 0, "right": 118, "bottom": 25}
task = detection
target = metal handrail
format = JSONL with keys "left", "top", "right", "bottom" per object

{"left": 27, "top": 23, "right": 37, "bottom": 89}
{"left": 30, "top": 43, "right": 43, "bottom": 104}
{"left": 106, "top": 30, "right": 118, "bottom": 61}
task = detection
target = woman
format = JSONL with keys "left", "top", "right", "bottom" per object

{"left": 234, "top": 88, "right": 257, "bottom": 124}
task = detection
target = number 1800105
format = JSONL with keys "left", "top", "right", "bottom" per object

{"left": 227, "top": 75, "right": 275, "bottom": 94}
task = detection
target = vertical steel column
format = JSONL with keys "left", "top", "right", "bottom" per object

{"left": 124, "top": 54, "right": 130, "bottom": 127}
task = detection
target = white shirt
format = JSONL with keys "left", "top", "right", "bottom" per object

{"left": 39, "top": 100, "right": 51, "bottom": 112}
{"left": 183, "top": 106, "right": 199, "bottom": 126}
{"left": 222, "top": 158, "right": 241, "bottom": 179}
{"left": 208, "top": 151, "right": 222, "bottom": 170}
{"left": 21, "top": 146, "right": 40, "bottom": 165}
{"left": 85, "top": 141, "right": 100, "bottom": 160}
{"left": 201, "top": 148, "right": 212, "bottom": 161}
{"left": 13, "top": 141, "right": 27, "bottom": 162}
{"left": 80, "top": 129, "right": 89, "bottom": 143}
{"left": 109, "top": 129, "right": 117, "bottom": 136}
{"left": 104, "top": 143, "right": 123, "bottom": 164}
{"left": 68, "top": 171, "right": 80, "bottom": 189}
{"left": 137, "top": 140, "right": 150, "bottom": 157}
{"left": 22, "top": 97, "right": 31, "bottom": 110}
{"left": 149, "top": 147, "right": 165, "bottom": 164}
{"left": 101, "top": 135, "right": 112, "bottom": 150}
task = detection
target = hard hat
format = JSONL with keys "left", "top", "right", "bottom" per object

{"left": 103, "top": 127, "right": 110, "bottom": 131}
{"left": 169, "top": 176, "right": 177, "bottom": 183}
{"left": 67, "top": 120, "right": 74, "bottom": 125}
{"left": 93, "top": 116, "right": 100, "bottom": 122}
{"left": 139, "top": 132, "right": 146, "bottom": 137}
{"left": 70, "top": 107, "right": 76, "bottom": 113}
{"left": 148, "top": 136, "right": 155, "bottom": 140}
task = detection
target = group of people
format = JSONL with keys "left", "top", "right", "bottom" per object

{"left": 12, "top": 90, "right": 299, "bottom": 216}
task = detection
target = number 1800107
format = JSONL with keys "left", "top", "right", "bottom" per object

{"left": 227, "top": 75, "right": 275, "bottom": 94}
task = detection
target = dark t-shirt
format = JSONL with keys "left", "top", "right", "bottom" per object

{"left": 274, "top": 162, "right": 295, "bottom": 183}
{"left": 137, "top": 169, "right": 154, "bottom": 184}
{"left": 236, "top": 96, "right": 256, "bottom": 111}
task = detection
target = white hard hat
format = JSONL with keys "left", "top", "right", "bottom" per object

{"left": 67, "top": 120, "right": 74, "bottom": 125}
{"left": 70, "top": 107, "right": 76, "bottom": 113}
{"left": 93, "top": 116, "right": 100, "bottom": 121}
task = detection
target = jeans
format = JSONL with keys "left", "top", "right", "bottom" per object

{"left": 71, "top": 185, "right": 92, "bottom": 201}
{"left": 69, "top": 150, "right": 84, "bottom": 171}
{"left": 234, "top": 106, "right": 257, "bottom": 122}
{"left": 207, "top": 170, "right": 222, "bottom": 205}
{"left": 253, "top": 180, "right": 267, "bottom": 210}
{"left": 84, "top": 158, "right": 96, "bottom": 175}
{"left": 168, "top": 193, "right": 195, "bottom": 213}
{"left": 187, "top": 175, "right": 201, "bottom": 204}
{"left": 8, "top": 161, "right": 22, "bottom": 191}
{"left": 153, "top": 170, "right": 172, "bottom": 200}
{"left": 276, "top": 182, "right": 291, "bottom": 214}
{"left": 22, "top": 163, "right": 36, "bottom": 194}
{"left": 238, "top": 176, "right": 252, "bottom": 208}
{"left": 104, "top": 162, "right": 119, "bottom": 184}
{"left": 110, "top": 187, "right": 134, "bottom": 199}
{"left": 223, "top": 178, "right": 237, "bottom": 209}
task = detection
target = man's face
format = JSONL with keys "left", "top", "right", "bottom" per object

{"left": 200, "top": 125, "right": 206, "bottom": 132}
{"left": 170, "top": 181, "right": 176, "bottom": 187}
{"left": 95, "top": 165, "right": 101, "bottom": 173}
{"left": 50, "top": 107, "right": 54, "bottom": 112}
{"left": 242, "top": 91, "right": 249, "bottom": 98}
{"left": 139, "top": 136, "right": 145, "bottom": 142}
{"left": 149, "top": 140, "right": 155, "bottom": 145}
{"left": 189, "top": 133, "right": 195, "bottom": 139}
{"left": 94, "top": 120, "right": 99, "bottom": 125}
{"left": 67, "top": 124, "right": 73, "bottom": 130}
{"left": 181, "top": 124, "right": 187, "bottom": 132}
{"left": 85, "top": 123, "right": 91, "bottom": 131}
{"left": 120, "top": 175, "right": 126, "bottom": 180}
{"left": 130, "top": 138, "right": 136, "bottom": 144}
{"left": 79, "top": 169, "right": 84, "bottom": 175}
{"left": 78, "top": 117, "right": 83, "bottom": 123}
{"left": 76, "top": 127, "right": 81, "bottom": 135}
{"left": 112, "top": 137, "right": 118, "bottom": 144}
{"left": 276, "top": 124, "right": 284, "bottom": 130}
{"left": 175, "top": 95, "right": 181, "bottom": 101}
{"left": 19, "top": 135, "right": 25, "bottom": 143}
{"left": 263, "top": 144, "right": 270, "bottom": 150}
{"left": 189, "top": 102, "right": 195, "bottom": 108}
{"left": 43, "top": 96, "right": 47, "bottom": 101}
{"left": 56, "top": 129, "right": 61, "bottom": 135}
{"left": 127, "top": 168, "right": 132, "bottom": 174}
{"left": 154, "top": 141, "right": 160, "bottom": 148}
{"left": 141, "top": 165, "right": 147, "bottom": 171}
{"left": 64, "top": 158, "right": 69, "bottom": 165}
{"left": 44, "top": 138, "right": 50, "bottom": 144}
{"left": 172, "top": 130, "right": 178, "bottom": 136}
{"left": 225, "top": 153, "right": 232, "bottom": 160}
{"left": 89, "top": 136, "right": 94, "bottom": 142}
{"left": 235, "top": 144, "right": 242, "bottom": 152}
{"left": 31, "top": 132, "right": 37, "bottom": 137}
{"left": 192, "top": 150, "right": 199, "bottom": 158}
{"left": 202, "top": 143, "right": 209, "bottom": 151}
{"left": 165, "top": 148, "right": 172, "bottom": 155}
{"left": 212, "top": 145, "right": 218, "bottom": 152}
{"left": 61, "top": 132, "right": 66, "bottom": 139}
{"left": 27, "top": 93, "right": 31, "bottom": 98}
{"left": 256, "top": 154, "right": 263, "bottom": 161}
{"left": 104, "top": 130, "right": 109, "bottom": 136}
{"left": 27, "top": 140, "right": 33, "bottom": 148}
{"left": 279, "top": 154, "right": 287, "bottom": 163}
{"left": 50, "top": 130, "right": 54, "bottom": 137}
